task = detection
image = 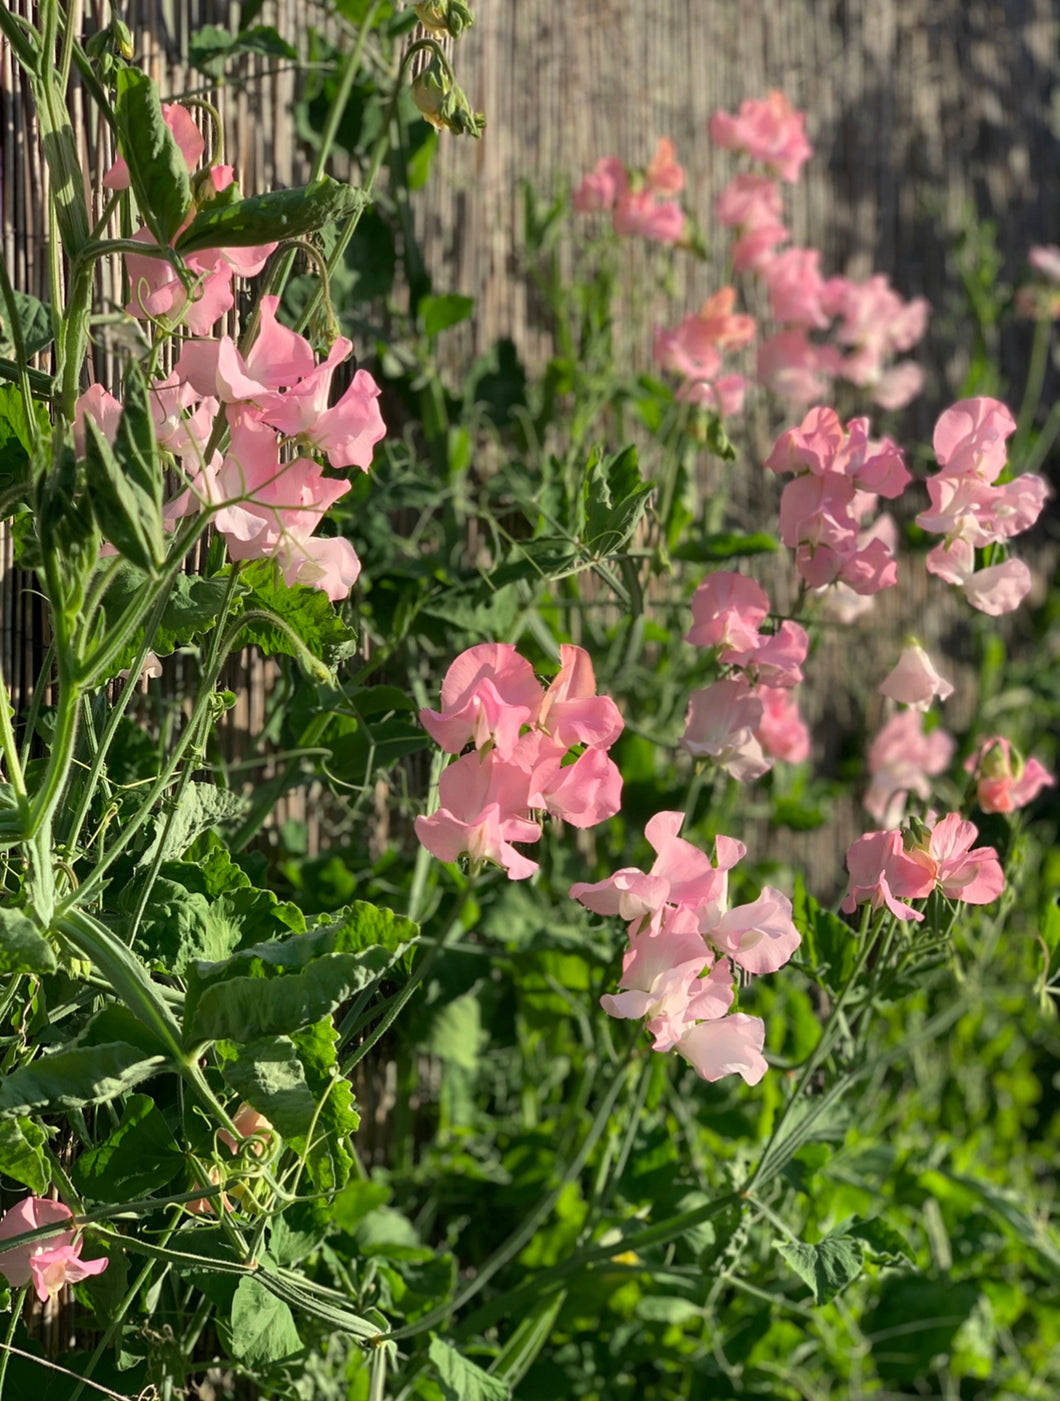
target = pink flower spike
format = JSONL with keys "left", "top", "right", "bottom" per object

{"left": 686, "top": 572, "right": 769, "bottom": 652}
{"left": 708, "top": 888, "right": 801, "bottom": 974}
{"left": 674, "top": 1013, "right": 769, "bottom": 1085}
{"left": 612, "top": 191, "right": 686, "bottom": 244}
{"left": 878, "top": 644, "right": 954, "bottom": 711}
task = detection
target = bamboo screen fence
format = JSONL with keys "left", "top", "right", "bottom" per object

{"left": 1, "top": 0, "right": 1057, "bottom": 882}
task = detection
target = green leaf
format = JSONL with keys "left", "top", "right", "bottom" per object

{"left": 70, "top": 1094, "right": 182, "bottom": 1202}
{"left": 0, "top": 1118, "right": 50, "bottom": 1193}
{"left": 187, "top": 941, "right": 397, "bottom": 1046}
{"left": 776, "top": 1233, "right": 864, "bottom": 1305}
{"left": 429, "top": 1337, "right": 512, "bottom": 1401}
{"left": 423, "top": 991, "right": 485, "bottom": 1071}
{"left": 793, "top": 876, "right": 857, "bottom": 993}
{"left": 219, "top": 1025, "right": 360, "bottom": 1191}
{"left": 581, "top": 446, "right": 654, "bottom": 556}
{"left": 846, "top": 1215, "right": 915, "bottom": 1264}
{"left": 421, "top": 294, "right": 474, "bottom": 338}
{"left": 176, "top": 176, "right": 366, "bottom": 255}
{"left": 0, "top": 907, "right": 57, "bottom": 975}
{"left": 235, "top": 559, "right": 358, "bottom": 668}
{"left": 137, "top": 781, "right": 250, "bottom": 868}
{"left": 0, "top": 1043, "right": 166, "bottom": 1117}
{"left": 114, "top": 68, "right": 193, "bottom": 246}
{"left": 186, "top": 902, "right": 415, "bottom": 1044}
{"left": 0, "top": 289, "right": 53, "bottom": 358}
{"left": 230, "top": 1276, "right": 302, "bottom": 1364}
{"left": 189, "top": 23, "right": 297, "bottom": 78}
{"left": 83, "top": 422, "right": 163, "bottom": 577}
{"left": 332, "top": 1179, "right": 391, "bottom": 1232}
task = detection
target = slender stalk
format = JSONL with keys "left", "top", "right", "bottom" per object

{"left": 0, "top": 1288, "right": 25, "bottom": 1395}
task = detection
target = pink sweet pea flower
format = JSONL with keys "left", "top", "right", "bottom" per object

{"left": 645, "top": 137, "right": 685, "bottom": 196}
{"left": 414, "top": 750, "right": 541, "bottom": 880}
{"left": 864, "top": 709, "right": 955, "bottom": 827}
{"left": 706, "top": 888, "right": 801, "bottom": 974}
{"left": 572, "top": 156, "right": 628, "bottom": 213}
{"left": 602, "top": 920, "right": 733, "bottom": 1051}
{"left": 73, "top": 383, "right": 123, "bottom": 455}
{"left": 761, "top": 247, "right": 830, "bottom": 328}
{"left": 674, "top": 1013, "right": 769, "bottom": 1084}
{"left": 753, "top": 684, "right": 810, "bottom": 762}
{"left": 124, "top": 227, "right": 236, "bottom": 334}
{"left": 898, "top": 812, "right": 1005, "bottom": 906}
{"left": 715, "top": 173, "right": 783, "bottom": 230}
{"left": 535, "top": 645, "right": 624, "bottom": 749}
{"left": 419, "top": 643, "right": 543, "bottom": 758}
{"left": 612, "top": 191, "right": 686, "bottom": 244}
{"left": 686, "top": 571, "right": 770, "bottom": 652}
{"left": 682, "top": 679, "right": 772, "bottom": 781}
{"left": 841, "top": 829, "right": 926, "bottom": 922}
{"left": 733, "top": 220, "right": 791, "bottom": 273}
{"left": 872, "top": 360, "right": 924, "bottom": 411}
{"left": 277, "top": 533, "right": 362, "bottom": 601}
{"left": 757, "top": 329, "right": 837, "bottom": 404}
{"left": 0, "top": 1198, "right": 108, "bottom": 1303}
{"left": 722, "top": 620, "right": 809, "bottom": 688}
{"left": 932, "top": 397, "right": 1016, "bottom": 482}
{"left": 878, "top": 644, "right": 954, "bottom": 711}
{"left": 964, "top": 737, "right": 1055, "bottom": 814}
{"left": 679, "top": 373, "right": 748, "bottom": 417}
{"left": 526, "top": 744, "right": 623, "bottom": 828}
{"left": 709, "top": 92, "right": 813, "bottom": 183}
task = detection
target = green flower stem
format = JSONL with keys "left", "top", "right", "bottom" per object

{"left": 1015, "top": 315, "right": 1052, "bottom": 454}
{"left": 386, "top": 1052, "right": 632, "bottom": 1342}
{"left": 0, "top": 658, "right": 28, "bottom": 807}
{"left": 745, "top": 902, "right": 879, "bottom": 1194}
{"left": 0, "top": 8, "right": 38, "bottom": 69}
{"left": 60, "top": 559, "right": 243, "bottom": 910}
{"left": 67, "top": 1257, "right": 173, "bottom": 1401}
{"left": 0, "top": 1290, "right": 26, "bottom": 1396}
{"left": 1022, "top": 398, "right": 1060, "bottom": 476}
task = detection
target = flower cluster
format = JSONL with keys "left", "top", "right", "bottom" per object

{"left": 415, "top": 644, "right": 624, "bottom": 879}
{"left": 764, "top": 406, "right": 911, "bottom": 596}
{"left": 0, "top": 1197, "right": 108, "bottom": 1303}
{"left": 711, "top": 94, "right": 928, "bottom": 410}
{"left": 681, "top": 571, "right": 810, "bottom": 780}
{"left": 571, "top": 811, "right": 801, "bottom": 1084}
{"left": 964, "top": 737, "right": 1054, "bottom": 814}
{"left": 78, "top": 99, "right": 387, "bottom": 599}
{"left": 843, "top": 813, "right": 1004, "bottom": 923}
{"left": 572, "top": 138, "right": 687, "bottom": 245}
{"left": 104, "top": 104, "right": 277, "bottom": 335}
{"left": 652, "top": 287, "right": 755, "bottom": 417}
{"left": 916, "top": 397, "right": 1049, "bottom": 615}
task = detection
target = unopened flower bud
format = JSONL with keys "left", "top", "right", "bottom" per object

{"left": 901, "top": 814, "right": 931, "bottom": 852}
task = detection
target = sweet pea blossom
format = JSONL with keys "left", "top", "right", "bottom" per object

{"left": 898, "top": 813, "right": 1006, "bottom": 906}
{"left": 841, "top": 829, "right": 928, "bottom": 922}
{"left": 572, "top": 812, "right": 799, "bottom": 1086}
{"left": 864, "top": 708, "right": 955, "bottom": 827}
{"left": 709, "top": 92, "right": 813, "bottom": 182}
{"left": 0, "top": 1198, "right": 108, "bottom": 1302}
{"left": 686, "top": 572, "right": 770, "bottom": 652}
{"left": 964, "top": 737, "right": 1055, "bottom": 814}
{"left": 419, "top": 643, "right": 543, "bottom": 758}
{"left": 414, "top": 749, "right": 542, "bottom": 880}
{"left": 878, "top": 644, "right": 954, "bottom": 711}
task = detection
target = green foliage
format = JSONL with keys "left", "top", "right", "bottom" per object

{"left": 114, "top": 68, "right": 192, "bottom": 245}
{"left": 189, "top": 23, "right": 297, "bottom": 78}
{"left": 176, "top": 176, "right": 367, "bottom": 254}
